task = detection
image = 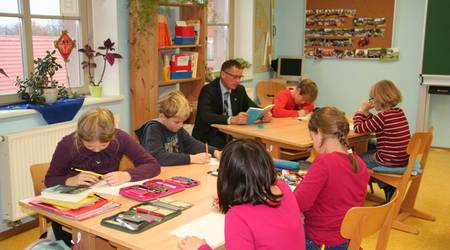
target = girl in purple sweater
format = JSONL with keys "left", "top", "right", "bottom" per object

{"left": 294, "top": 107, "right": 369, "bottom": 250}
{"left": 178, "top": 139, "right": 305, "bottom": 250}
{"left": 45, "top": 107, "right": 160, "bottom": 246}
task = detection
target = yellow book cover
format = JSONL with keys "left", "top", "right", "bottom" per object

{"left": 191, "top": 52, "right": 199, "bottom": 78}
{"left": 40, "top": 195, "right": 98, "bottom": 210}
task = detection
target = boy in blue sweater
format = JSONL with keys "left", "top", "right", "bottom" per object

{"left": 136, "top": 90, "right": 221, "bottom": 166}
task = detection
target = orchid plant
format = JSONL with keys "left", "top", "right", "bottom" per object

{"left": 78, "top": 38, "right": 123, "bottom": 86}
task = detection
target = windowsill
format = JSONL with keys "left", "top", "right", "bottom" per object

{"left": 0, "top": 96, "right": 125, "bottom": 120}
{"left": 241, "top": 75, "right": 254, "bottom": 82}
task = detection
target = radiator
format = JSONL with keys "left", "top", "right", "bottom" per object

{"left": 0, "top": 120, "right": 77, "bottom": 221}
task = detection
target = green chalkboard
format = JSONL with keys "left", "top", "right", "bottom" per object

{"left": 422, "top": 0, "right": 450, "bottom": 75}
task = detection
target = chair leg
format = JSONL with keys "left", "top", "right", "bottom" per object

{"left": 392, "top": 220, "right": 419, "bottom": 235}
{"left": 398, "top": 209, "right": 436, "bottom": 222}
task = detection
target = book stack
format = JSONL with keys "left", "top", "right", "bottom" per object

{"left": 29, "top": 185, "right": 120, "bottom": 221}
{"left": 158, "top": 15, "right": 172, "bottom": 48}
{"left": 174, "top": 20, "right": 200, "bottom": 45}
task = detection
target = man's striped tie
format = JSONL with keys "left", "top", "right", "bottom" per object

{"left": 223, "top": 91, "right": 230, "bottom": 115}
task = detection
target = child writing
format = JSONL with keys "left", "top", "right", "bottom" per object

{"left": 135, "top": 90, "right": 221, "bottom": 166}
{"left": 294, "top": 107, "right": 369, "bottom": 250}
{"left": 45, "top": 107, "right": 161, "bottom": 246}
{"left": 178, "top": 139, "right": 306, "bottom": 250}
{"left": 272, "top": 78, "right": 318, "bottom": 118}
{"left": 353, "top": 80, "right": 411, "bottom": 170}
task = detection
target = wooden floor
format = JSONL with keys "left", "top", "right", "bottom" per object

{"left": 1, "top": 148, "right": 449, "bottom": 250}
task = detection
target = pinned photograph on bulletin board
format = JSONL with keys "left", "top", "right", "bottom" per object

{"left": 304, "top": 0, "right": 398, "bottom": 61}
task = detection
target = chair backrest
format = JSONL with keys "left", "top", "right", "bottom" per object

{"left": 256, "top": 80, "right": 287, "bottom": 107}
{"left": 30, "top": 163, "right": 50, "bottom": 196}
{"left": 341, "top": 192, "right": 398, "bottom": 250}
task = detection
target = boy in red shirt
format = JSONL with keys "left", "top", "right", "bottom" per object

{"left": 272, "top": 79, "right": 318, "bottom": 117}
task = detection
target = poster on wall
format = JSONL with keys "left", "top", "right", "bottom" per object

{"left": 304, "top": 0, "right": 398, "bottom": 61}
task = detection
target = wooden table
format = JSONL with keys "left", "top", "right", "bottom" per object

{"left": 20, "top": 164, "right": 220, "bottom": 250}
{"left": 213, "top": 117, "right": 371, "bottom": 158}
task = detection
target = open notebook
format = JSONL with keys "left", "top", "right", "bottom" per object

{"left": 171, "top": 212, "right": 225, "bottom": 248}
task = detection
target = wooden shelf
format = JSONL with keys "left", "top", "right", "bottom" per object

{"left": 159, "top": 77, "right": 202, "bottom": 86}
{"left": 159, "top": 44, "right": 202, "bottom": 50}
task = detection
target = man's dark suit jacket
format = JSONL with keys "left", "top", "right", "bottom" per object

{"left": 192, "top": 78, "right": 258, "bottom": 149}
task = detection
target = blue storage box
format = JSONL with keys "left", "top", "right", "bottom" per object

{"left": 174, "top": 37, "right": 196, "bottom": 45}
{"left": 171, "top": 71, "right": 193, "bottom": 80}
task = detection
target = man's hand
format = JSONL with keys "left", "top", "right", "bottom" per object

{"left": 230, "top": 112, "right": 248, "bottom": 125}
{"left": 261, "top": 111, "right": 272, "bottom": 123}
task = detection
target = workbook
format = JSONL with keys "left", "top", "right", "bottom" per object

{"left": 41, "top": 185, "right": 93, "bottom": 203}
{"left": 246, "top": 104, "right": 275, "bottom": 124}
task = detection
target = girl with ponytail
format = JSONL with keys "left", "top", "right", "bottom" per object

{"left": 294, "top": 107, "right": 370, "bottom": 250}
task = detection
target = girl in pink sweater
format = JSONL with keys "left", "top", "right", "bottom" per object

{"left": 179, "top": 139, "right": 305, "bottom": 250}
{"left": 294, "top": 107, "right": 369, "bottom": 250}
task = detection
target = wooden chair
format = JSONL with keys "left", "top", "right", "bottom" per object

{"left": 30, "top": 163, "right": 50, "bottom": 235}
{"left": 368, "top": 130, "right": 434, "bottom": 234}
{"left": 256, "top": 80, "right": 287, "bottom": 107}
{"left": 341, "top": 192, "right": 398, "bottom": 250}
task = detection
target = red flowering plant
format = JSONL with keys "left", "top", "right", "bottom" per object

{"left": 78, "top": 38, "right": 123, "bottom": 86}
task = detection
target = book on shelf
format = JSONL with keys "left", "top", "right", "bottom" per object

{"left": 175, "top": 20, "right": 200, "bottom": 45}
{"left": 246, "top": 104, "right": 275, "bottom": 124}
{"left": 41, "top": 185, "right": 93, "bottom": 203}
{"left": 171, "top": 53, "right": 192, "bottom": 72}
{"left": 29, "top": 198, "right": 120, "bottom": 221}
{"left": 158, "top": 15, "right": 172, "bottom": 48}
{"left": 185, "top": 19, "right": 201, "bottom": 45}
{"left": 190, "top": 52, "right": 199, "bottom": 78}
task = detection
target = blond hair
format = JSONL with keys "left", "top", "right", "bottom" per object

{"left": 308, "top": 107, "right": 359, "bottom": 172}
{"left": 76, "top": 108, "right": 116, "bottom": 145}
{"left": 297, "top": 78, "right": 318, "bottom": 102}
{"left": 158, "top": 90, "right": 191, "bottom": 120}
{"left": 370, "top": 80, "right": 402, "bottom": 108}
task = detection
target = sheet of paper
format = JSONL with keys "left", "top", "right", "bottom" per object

{"left": 170, "top": 212, "right": 225, "bottom": 248}
{"left": 91, "top": 179, "right": 146, "bottom": 196}
{"left": 209, "top": 158, "right": 220, "bottom": 166}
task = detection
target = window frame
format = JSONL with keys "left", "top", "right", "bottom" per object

{"left": 207, "top": 0, "right": 235, "bottom": 74}
{"left": 0, "top": 0, "right": 92, "bottom": 104}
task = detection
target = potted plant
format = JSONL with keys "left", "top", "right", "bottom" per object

{"left": 15, "top": 50, "right": 67, "bottom": 104}
{"left": 79, "top": 38, "right": 123, "bottom": 97}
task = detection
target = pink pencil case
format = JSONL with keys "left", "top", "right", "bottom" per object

{"left": 119, "top": 179, "right": 185, "bottom": 202}
{"left": 165, "top": 176, "right": 200, "bottom": 188}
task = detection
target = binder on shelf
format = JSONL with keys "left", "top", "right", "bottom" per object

{"left": 171, "top": 53, "right": 192, "bottom": 72}
{"left": 175, "top": 26, "right": 195, "bottom": 37}
{"left": 171, "top": 71, "right": 193, "bottom": 80}
{"left": 191, "top": 52, "right": 199, "bottom": 78}
{"left": 185, "top": 19, "right": 201, "bottom": 45}
{"left": 174, "top": 37, "right": 196, "bottom": 45}
{"left": 158, "top": 15, "right": 172, "bottom": 48}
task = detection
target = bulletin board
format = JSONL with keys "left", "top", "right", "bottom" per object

{"left": 304, "top": 0, "right": 397, "bottom": 60}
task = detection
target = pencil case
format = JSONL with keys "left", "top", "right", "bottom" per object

{"left": 100, "top": 199, "right": 191, "bottom": 234}
{"left": 119, "top": 179, "right": 185, "bottom": 202}
{"left": 165, "top": 176, "right": 200, "bottom": 188}
{"left": 273, "top": 159, "right": 300, "bottom": 171}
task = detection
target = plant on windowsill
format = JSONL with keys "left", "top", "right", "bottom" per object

{"left": 234, "top": 58, "right": 252, "bottom": 69}
{"left": 15, "top": 50, "right": 68, "bottom": 104}
{"left": 78, "top": 38, "right": 123, "bottom": 97}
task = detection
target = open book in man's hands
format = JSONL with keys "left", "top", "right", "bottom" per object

{"left": 246, "top": 104, "right": 275, "bottom": 124}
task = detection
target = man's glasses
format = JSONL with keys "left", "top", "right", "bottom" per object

{"left": 223, "top": 71, "right": 243, "bottom": 80}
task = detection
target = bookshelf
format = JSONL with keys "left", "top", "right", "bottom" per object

{"left": 129, "top": 2, "right": 207, "bottom": 131}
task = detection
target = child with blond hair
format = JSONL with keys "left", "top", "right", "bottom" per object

{"left": 136, "top": 90, "right": 221, "bottom": 166}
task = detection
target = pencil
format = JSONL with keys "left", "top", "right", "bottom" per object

{"left": 320, "top": 244, "right": 325, "bottom": 250}
{"left": 205, "top": 143, "right": 209, "bottom": 162}
{"left": 72, "top": 168, "right": 104, "bottom": 177}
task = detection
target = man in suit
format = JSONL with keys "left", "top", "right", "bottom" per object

{"left": 193, "top": 59, "right": 272, "bottom": 149}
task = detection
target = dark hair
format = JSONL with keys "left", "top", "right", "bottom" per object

{"left": 217, "top": 139, "right": 282, "bottom": 213}
{"left": 308, "top": 107, "right": 359, "bottom": 172}
{"left": 221, "top": 59, "right": 243, "bottom": 72}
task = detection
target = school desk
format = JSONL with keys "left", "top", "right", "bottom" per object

{"left": 212, "top": 117, "right": 371, "bottom": 158}
{"left": 20, "top": 164, "right": 222, "bottom": 250}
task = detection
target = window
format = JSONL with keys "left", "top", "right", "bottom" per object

{"left": 0, "top": 0, "right": 91, "bottom": 99}
{"left": 207, "top": 0, "right": 233, "bottom": 72}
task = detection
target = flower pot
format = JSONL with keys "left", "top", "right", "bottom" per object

{"left": 89, "top": 85, "right": 102, "bottom": 97}
{"left": 42, "top": 88, "right": 58, "bottom": 104}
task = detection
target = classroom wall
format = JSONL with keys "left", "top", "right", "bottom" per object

{"left": 275, "top": 0, "right": 449, "bottom": 148}
{"left": 0, "top": 0, "right": 131, "bottom": 230}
